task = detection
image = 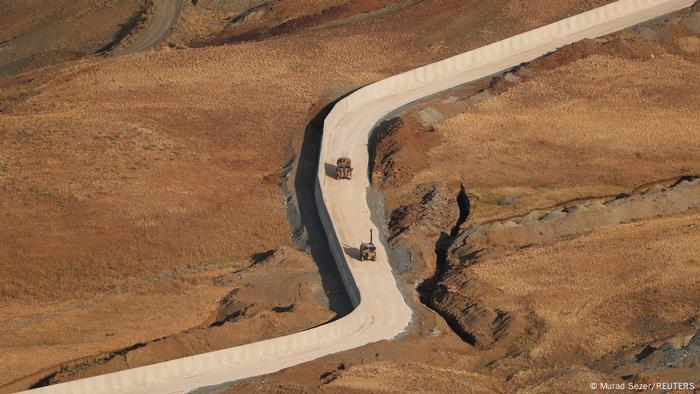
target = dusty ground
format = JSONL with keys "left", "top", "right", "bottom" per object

{"left": 211, "top": 5, "right": 700, "bottom": 394}
{"left": 0, "top": 0, "right": 146, "bottom": 78}
{"left": 373, "top": 17, "right": 700, "bottom": 223}
{"left": 0, "top": 0, "right": 617, "bottom": 390}
{"left": 1, "top": 247, "right": 335, "bottom": 392}
{"left": 432, "top": 180, "right": 700, "bottom": 388}
{"left": 220, "top": 186, "right": 700, "bottom": 394}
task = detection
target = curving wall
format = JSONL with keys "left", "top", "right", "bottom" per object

{"left": 23, "top": 0, "right": 694, "bottom": 392}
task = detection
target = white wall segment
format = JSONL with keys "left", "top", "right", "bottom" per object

{"left": 23, "top": 1, "right": 693, "bottom": 392}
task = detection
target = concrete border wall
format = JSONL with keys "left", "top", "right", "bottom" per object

{"left": 24, "top": 1, "right": 694, "bottom": 392}
{"left": 314, "top": 0, "right": 693, "bottom": 345}
{"left": 315, "top": 179, "right": 362, "bottom": 306}
{"left": 323, "top": 0, "right": 694, "bottom": 136}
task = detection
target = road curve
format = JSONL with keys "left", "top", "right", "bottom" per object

{"left": 121, "top": 0, "right": 185, "bottom": 55}
{"left": 23, "top": 0, "right": 694, "bottom": 392}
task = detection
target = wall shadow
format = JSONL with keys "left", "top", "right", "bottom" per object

{"left": 342, "top": 244, "right": 362, "bottom": 261}
{"left": 292, "top": 90, "right": 358, "bottom": 318}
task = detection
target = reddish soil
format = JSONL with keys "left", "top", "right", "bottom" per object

{"left": 0, "top": 0, "right": 146, "bottom": 77}
{"left": 216, "top": 6, "right": 700, "bottom": 393}
{"left": 10, "top": 0, "right": 697, "bottom": 392}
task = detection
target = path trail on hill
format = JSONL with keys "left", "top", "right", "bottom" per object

{"left": 24, "top": 0, "right": 695, "bottom": 392}
{"left": 121, "top": 0, "right": 185, "bottom": 54}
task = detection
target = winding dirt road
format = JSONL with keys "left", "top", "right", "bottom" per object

{"left": 121, "top": 0, "right": 185, "bottom": 54}
{"left": 23, "top": 0, "right": 695, "bottom": 392}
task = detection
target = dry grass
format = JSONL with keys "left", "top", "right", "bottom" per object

{"left": 0, "top": 268, "right": 232, "bottom": 386}
{"left": 0, "top": 0, "right": 144, "bottom": 76}
{"left": 0, "top": 0, "right": 624, "bottom": 385}
{"left": 327, "top": 361, "right": 500, "bottom": 393}
{"left": 426, "top": 48, "right": 700, "bottom": 221}
{"left": 472, "top": 211, "right": 700, "bottom": 362}
{"left": 361, "top": 8, "right": 700, "bottom": 394}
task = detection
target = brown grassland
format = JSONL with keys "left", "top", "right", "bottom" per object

{"left": 0, "top": 0, "right": 617, "bottom": 388}
{"left": 5, "top": 1, "right": 700, "bottom": 393}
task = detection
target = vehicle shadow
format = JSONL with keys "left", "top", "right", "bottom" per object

{"left": 342, "top": 244, "right": 362, "bottom": 261}
{"left": 292, "top": 90, "right": 359, "bottom": 318}
{"left": 324, "top": 162, "right": 336, "bottom": 179}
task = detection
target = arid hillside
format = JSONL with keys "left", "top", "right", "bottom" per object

{"left": 0, "top": 0, "right": 618, "bottom": 390}
{"left": 214, "top": 5, "right": 700, "bottom": 393}
{"left": 0, "top": 0, "right": 145, "bottom": 77}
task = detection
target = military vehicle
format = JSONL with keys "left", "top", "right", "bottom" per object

{"left": 360, "top": 229, "right": 376, "bottom": 261}
{"left": 336, "top": 157, "right": 352, "bottom": 180}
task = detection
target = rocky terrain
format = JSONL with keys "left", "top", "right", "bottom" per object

{"left": 361, "top": 6, "right": 700, "bottom": 393}
{"left": 431, "top": 180, "right": 700, "bottom": 388}
{"left": 1, "top": 0, "right": 698, "bottom": 393}
{"left": 215, "top": 5, "right": 700, "bottom": 393}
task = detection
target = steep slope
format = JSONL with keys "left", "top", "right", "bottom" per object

{"left": 0, "top": 1, "right": 624, "bottom": 383}
{"left": 208, "top": 3, "right": 699, "bottom": 393}
{"left": 0, "top": 1, "right": 145, "bottom": 78}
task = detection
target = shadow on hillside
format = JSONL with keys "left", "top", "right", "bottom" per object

{"left": 292, "top": 90, "right": 359, "bottom": 318}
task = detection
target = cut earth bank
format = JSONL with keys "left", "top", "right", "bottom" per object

{"left": 217, "top": 5, "right": 700, "bottom": 393}
{"left": 0, "top": 0, "right": 622, "bottom": 391}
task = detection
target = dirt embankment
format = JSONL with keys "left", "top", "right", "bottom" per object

{"left": 428, "top": 181, "right": 700, "bottom": 390}
{"left": 361, "top": 6, "right": 700, "bottom": 393}
{"left": 0, "top": 0, "right": 632, "bottom": 389}
{"left": 3, "top": 247, "right": 333, "bottom": 392}
{"left": 170, "top": 0, "right": 421, "bottom": 47}
{"left": 433, "top": 178, "right": 700, "bottom": 347}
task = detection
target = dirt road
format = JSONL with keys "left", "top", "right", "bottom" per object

{"left": 121, "top": 0, "right": 185, "bottom": 54}
{"left": 23, "top": 0, "right": 695, "bottom": 392}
